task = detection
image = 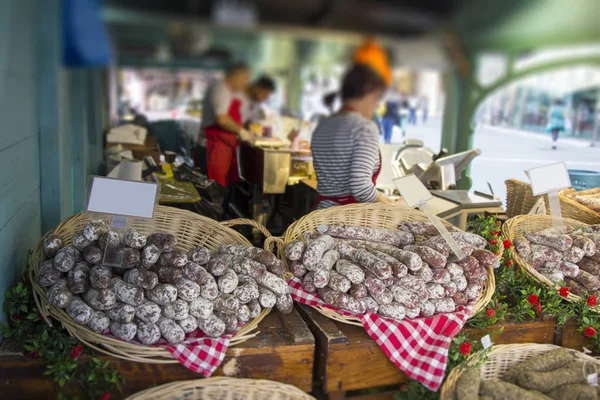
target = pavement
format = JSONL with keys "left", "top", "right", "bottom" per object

{"left": 377, "top": 118, "right": 600, "bottom": 206}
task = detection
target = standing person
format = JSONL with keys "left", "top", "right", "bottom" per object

{"left": 421, "top": 96, "right": 429, "bottom": 124}
{"left": 381, "top": 96, "right": 400, "bottom": 144}
{"left": 546, "top": 99, "right": 566, "bottom": 150}
{"left": 311, "top": 64, "right": 393, "bottom": 209}
{"left": 242, "top": 75, "right": 276, "bottom": 126}
{"left": 196, "top": 63, "right": 254, "bottom": 187}
{"left": 408, "top": 95, "right": 418, "bottom": 125}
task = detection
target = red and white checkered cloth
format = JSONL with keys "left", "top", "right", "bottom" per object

{"left": 289, "top": 277, "right": 472, "bottom": 391}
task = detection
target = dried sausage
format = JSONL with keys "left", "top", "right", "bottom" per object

{"left": 302, "top": 235, "right": 336, "bottom": 269}
{"left": 43, "top": 234, "right": 63, "bottom": 257}
{"left": 284, "top": 240, "right": 306, "bottom": 261}
{"left": 317, "top": 224, "right": 414, "bottom": 246}
{"left": 334, "top": 259, "right": 365, "bottom": 284}
{"left": 403, "top": 245, "right": 446, "bottom": 269}
{"left": 525, "top": 232, "right": 573, "bottom": 252}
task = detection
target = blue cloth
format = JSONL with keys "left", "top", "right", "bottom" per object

{"left": 546, "top": 106, "right": 566, "bottom": 133}
{"left": 382, "top": 117, "right": 395, "bottom": 144}
{"left": 62, "top": 0, "right": 112, "bottom": 66}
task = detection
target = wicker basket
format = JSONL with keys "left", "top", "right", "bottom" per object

{"left": 501, "top": 214, "right": 588, "bottom": 303}
{"left": 505, "top": 179, "right": 600, "bottom": 224}
{"left": 126, "top": 377, "right": 315, "bottom": 400}
{"left": 280, "top": 203, "right": 496, "bottom": 326}
{"left": 30, "top": 206, "right": 275, "bottom": 363}
{"left": 440, "top": 343, "right": 600, "bottom": 400}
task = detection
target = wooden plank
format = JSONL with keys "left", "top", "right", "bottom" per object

{"left": 463, "top": 316, "right": 557, "bottom": 345}
{"left": 557, "top": 318, "right": 595, "bottom": 354}
{"left": 69, "top": 70, "right": 88, "bottom": 214}
{"left": 0, "top": 308, "right": 315, "bottom": 398}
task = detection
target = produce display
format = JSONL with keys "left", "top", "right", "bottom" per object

{"left": 38, "top": 219, "right": 291, "bottom": 345}
{"left": 454, "top": 348, "right": 598, "bottom": 400}
{"left": 563, "top": 188, "right": 600, "bottom": 213}
{"left": 284, "top": 222, "right": 496, "bottom": 321}
{"left": 513, "top": 225, "right": 600, "bottom": 296}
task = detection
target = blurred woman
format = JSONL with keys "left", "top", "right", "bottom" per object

{"left": 311, "top": 64, "right": 393, "bottom": 209}
{"left": 546, "top": 99, "right": 566, "bottom": 150}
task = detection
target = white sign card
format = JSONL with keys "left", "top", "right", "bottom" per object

{"left": 393, "top": 174, "right": 466, "bottom": 260}
{"left": 86, "top": 177, "right": 159, "bottom": 218}
{"left": 481, "top": 334, "right": 492, "bottom": 350}
{"left": 528, "top": 162, "right": 571, "bottom": 196}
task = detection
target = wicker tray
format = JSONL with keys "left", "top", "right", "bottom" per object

{"left": 506, "top": 179, "right": 600, "bottom": 224}
{"left": 440, "top": 343, "right": 600, "bottom": 399}
{"left": 126, "top": 377, "right": 315, "bottom": 400}
{"left": 501, "top": 214, "right": 588, "bottom": 303}
{"left": 280, "top": 203, "right": 496, "bottom": 326}
{"left": 30, "top": 206, "right": 275, "bottom": 363}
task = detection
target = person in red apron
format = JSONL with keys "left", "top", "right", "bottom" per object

{"left": 199, "top": 63, "right": 253, "bottom": 187}
{"left": 311, "top": 64, "right": 394, "bottom": 209}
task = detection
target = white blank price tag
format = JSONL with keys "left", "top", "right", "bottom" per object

{"left": 393, "top": 175, "right": 433, "bottom": 208}
{"left": 528, "top": 162, "right": 571, "bottom": 196}
{"left": 481, "top": 334, "right": 492, "bottom": 350}
{"left": 588, "top": 373, "right": 598, "bottom": 387}
{"left": 87, "top": 177, "right": 159, "bottom": 218}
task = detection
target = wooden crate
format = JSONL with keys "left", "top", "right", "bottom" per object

{"left": 298, "top": 304, "right": 558, "bottom": 400}
{"left": 0, "top": 308, "right": 314, "bottom": 399}
{"left": 556, "top": 318, "right": 596, "bottom": 354}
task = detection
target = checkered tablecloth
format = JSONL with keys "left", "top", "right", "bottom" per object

{"left": 288, "top": 277, "right": 472, "bottom": 391}
{"left": 163, "top": 331, "right": 231, "bottom": 376}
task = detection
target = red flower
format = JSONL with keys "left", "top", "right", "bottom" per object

{"left": 503, "top": 240, "right": 513, "bottom": 249}
{"left": 559, "top": 287, "right": 570, "bottom": 298}
{"left": 528, "top": 294, "right": 539, "bottom": 305}
{"left": 29, "top": 350, "right": 39, "bottom": 359}
{"left": 459, "top": 342, "right": 472, "bottom": 356}
{"left": 585, "top": 326, "right": 597, "bottom": 338}
{"left": 489, "top": 239, "right": 498, "bottom": 245}
{"left": 506, "top": 259, "right": 514, "bottom": 268}
{"left": 70, "top": 344, "right": 84, "bottom": 360}
{"left": 491, "top": 231, "right": 500, "bottom": 236}
{"left": 588, "top": 296, "right": 598, "bottom": 307}
{"left": 486, "top": 308, "right": 496, "bottom": 318}
{"left": 99, "top": 393, "right": 112, "bottom": 400}
{"left": 536, "top": 302, "right": 542, "bottom": 314}
{"left": 12, "top": 314, "right": 24, "bottom": 321}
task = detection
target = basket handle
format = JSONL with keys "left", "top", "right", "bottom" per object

{"left": 221, "top": 218, "right": 272, "bottom": 238}
{"left": 264, "top": 236, "right": 285, "bottom": 253}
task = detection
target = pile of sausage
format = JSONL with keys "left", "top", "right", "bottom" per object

{"left": 38, "top": 219, "right": 291, "bottom": 345}
{"left": 284, "top": 222, "right": 497, "bottom": 321}
{"left": 514, "top": 225, "right": 600, "bottom": 296}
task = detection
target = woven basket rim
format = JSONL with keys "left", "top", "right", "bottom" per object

{"left": 125, "top": 377, "right": 315, "bottom": 400}
{"left": 280, "top": 203, "right": 495, "bottom": 325}
{"left": 440, "top": 343, "right": 600, "bottom": 399}
{"left": 559, "top": 189, "right": 600, "bottom": 219}
{"left": 501, "top": 214, "right": 592, "bottom": 304}
{"left": 29, "top": 205, "right": 274, "bottom": 363}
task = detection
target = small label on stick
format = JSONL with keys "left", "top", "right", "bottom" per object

{"left": 588, "top": 373, "right": 598, "bottom": 387}
{"left": 481, "top": 334, "right": 492, "bottom": 350}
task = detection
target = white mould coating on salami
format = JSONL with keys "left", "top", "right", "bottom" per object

{"left": 317, "top": 225, "right": 414, "bottom": 247}
{"left": 465, "top": 283, "right": 482, "bottom": 300}
{"left": 214, "top": 293, "right": 240, "bottom": 315}
{"left": 378, "top": 302, "right": 406, "bottom": 321}
{"left": 110, "top": 278, "right": 144, "bottom": 306}
{"left": 43, "top": 234, "right": 64, "bottom": 257}
{"left": 217, "top": 312, "right": 238, "bottom": 333}
{"left": 284, "top": 240, "right": 306, "bottom": 261}
{"left": 207, "top": 255, "right": 231, "bottom": 276}
{"left": 238, "top": 257, "right": 267, "bottom": 279}
{"left": 328, "top": 270, "right": 352, "bottom": 293}
{"left": 233, "top": 282, "right": 260, "bottom": 304}
{"left": 162, "top": 299, "right": 189, "bottom": 320}
{"left": 349, "top": 283, "right": 368, "bottom": 299}
{"left": 122, "top": 248, "right": 141, "bottom": 268}
{"left": 158, "top": 318, "right": 185, "bottom": 344}
{"left": 54, "top": 247, "right": 76, "bottom": 272}
{"left": 291, "top": 261, "right": 308, "bottom": 277}
{"left": 142, "top": 244, "right": 161, "bottom": 268}
{"left": 89, "top": 266, "right": 113, "bottom": 289}
{"left": 537, "top": 267, "right": 564, "bottom": 283}
{"left": 257, "top": 272, "right": 288, "bottom": 295}
{"left": 39, "top": 260, "right": 61, "bottom": 287}
{"left": 107, "top": 303, "right": 136, "bottom": 323}
{"left": 443, "top": 281, "right": 458, "bottom": 297}
{"left": 313, "top": 269, "right": 330, "bottom": 289}
{"left": 417, "top": 264, "right": 434, "bottom": 283}
{"left": 98, "top": 231, "right": 121, "bottom": 251}
{"left": 183, "top": 262, "right": 209, "bottom": 282}
{"left": 47, "top": 284, "right": 73, "bottom": 308}
{"left": 315, "top": 250, "right": 340, "bottom": 272}
{"left": 371, "top": 290, "right": 394, "bottom": 305}
{"left": 198, "top": 314, "right": 226, "bottom": 338}
{"left": 178, "top": 315, "right": 198, "bottom": 333}
{"left": 431, "top": 297, "right": 456, "bottom": 313}
{"left": 426, "top": 283, "right": 445, "bottom": 300}
{"left": 136, "top": 322, "right": 161, "bottom": 345}
{"left": 88, "top": 310, "right": 110, "bottom": 333}
{"left": 83, "top": 245, "right": 103, "bottom": 265}
{"left": 236, "top": 304, "right": 251, "bottom": 323}
{"left": 363, "top": 296, "right": 379, "bottom": 313}
{"left": 71, "top": 231, "right": 92, "bottom": 251}
{"left": 391, "top": 263, "right": 408, "bottom": 279}
{"left": 68, "top": 262, "right": 90, "bottom": 294}
{"left": 453, "top": 275, "right": 468, "bottom": 292}
{"left": 420, "top": 301, "right": 436, "bottom": 317}
{"left": 200, "top": 278, "right": 220, "bottom": 301}
{"left": 258, "top": 286, "right": 277, "bottom": 308}
{"left": 431, "top": 269, "right": 451, "bottom": 285}
{"left": 147, "top": 233, "right": 178, "bottom": 253}
{"left": 218, "top": 269, "right": 239, "bottom": 294}
{"left": 83, "top": 288, "right": 117, "bottom": 310}
{"left": 346, "top": 297, "right": 366, "bottom": 314}
{"left": 405, "top": 306, "right": 420, "bottom": 319}
{"left": 124, "top": 230, "right": 147, "bottom": 249}
{"left": 390, "top": 286, "right": 421, "bottom": 308}
{"left": 135, "top": 300, "right": 162, "bottom": 323}
{"left": 188, "top": 297, "right": 213, "bottom": 320}
{"left": 110, "top": 321, "right": 137, "bottom": 341}
{"left": 147, "top": 283, "right": 178, "bottom": 306}
{"left": 247, "top": 299, "right": 261, "bottom": 318}
{"left": 302, "top": 235, "right": 336, "bottom": 269}
{"left": 83, "top": 219, "right": 109, "bottom": 241}
{"left": 124, "top": 269, "right": 158, "bottom": 290}
{"left": 188, "top": 248, "right": 211, "bottom": 265}
{"left": 302, "top": 272, "right": 317, "bottom": 293}
{"left": 335, "top": 259, "right": 365, "bottom": 284}
{"left": 174, "top": 278, "right": 200, "bottom": 301}
{"left": 453, "top": 292, "right": 469, "bottom": 306}
{"left": 67, "top": 297, "right": 94, "bottom": 325}
{"left": 170, "top": 251, "right": 188, "bottom": 268}
{"left": 276, "top": 293, "right": 293, "bottom": 314}
{"left": 446, "top": 263, "right": 464, "bottom": 280}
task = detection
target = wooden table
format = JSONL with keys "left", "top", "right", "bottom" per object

{"left": 0, "top": 308, "right": 314, "bottom": 399}
{"left": 298, "top": 304, "right": 558, "bottom": 400}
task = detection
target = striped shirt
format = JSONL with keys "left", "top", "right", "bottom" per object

{"left": 311, "top": 112, "right": 381, "bottom": 209}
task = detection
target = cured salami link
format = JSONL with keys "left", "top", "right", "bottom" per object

{"left": 403, "top": 245, "right": 446, "bottom": 269}
{"left": 302, "top": 235, "right": 336, "bottom": 269}
{"left": 525, "top": 232, "right": 573, "bottom": 252}
{"left": 317, "top": 225, "right": 414, "bottom": 247}
{"left": 514, "top": 236, "right": 532, "bottom": 258}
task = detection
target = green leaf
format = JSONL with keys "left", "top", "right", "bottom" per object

{"left": 88, "top": 373, "right": 96, "bottom": 381}
{"left": 42, "top": 330, "right": 49, "bottom": 341}
{"left": 20, "top": 304, "right": 27, "bottom": 312}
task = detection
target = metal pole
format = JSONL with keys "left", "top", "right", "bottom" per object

{"left": 591, "top": 89, "right": 600, "bottom": 147}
